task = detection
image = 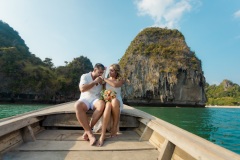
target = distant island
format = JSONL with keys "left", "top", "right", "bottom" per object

{"left": 205, "top": 80, "right": 240, "bottom": 106}
{"left": 119, "top": 27, "right": 206, "bottom": 107}
{"left": 0, "top": 20, "right": 239, "bottom": 106}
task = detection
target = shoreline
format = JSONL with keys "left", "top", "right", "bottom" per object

{"left": 206, "top": 105, "right": 240, "bottom": 108}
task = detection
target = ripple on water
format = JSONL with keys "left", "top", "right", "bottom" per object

{"left": 135, "top": 107, "right": 240, "bottom": 154}
{"left": 0, "top": 104, "right": 50, "bottom": 119}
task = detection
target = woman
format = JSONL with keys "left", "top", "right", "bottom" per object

{"left": 97, "top": 64, "right": 124, "bottom": 146}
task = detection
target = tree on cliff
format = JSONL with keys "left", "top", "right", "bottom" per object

{"left": 43, "top": 58, "right": 54, "bottom": 69}
{"left": 55, "top": 56, "right": 93, "bottom": 99}
{"left": 0, "top": 20, "right": 93, "bottom": 103}
{"left": 205, "top": 80, "right": 240, "bottom": 106}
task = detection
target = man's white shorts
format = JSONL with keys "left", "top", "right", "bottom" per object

{"left": 78, "top": 98, "right": 99, "bottom": 110}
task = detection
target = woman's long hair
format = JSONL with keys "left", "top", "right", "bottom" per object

{"left": 109, "top": 64, "right": 122, "bottom": 81}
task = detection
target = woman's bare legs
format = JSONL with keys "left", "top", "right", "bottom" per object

{"left": 110, "top": 98, "right": 120, "bottom": 137}
{"left": 97, "top": 102, "right": 112, "bottom": 146}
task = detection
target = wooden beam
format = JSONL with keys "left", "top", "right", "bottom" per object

{"left": 0, "top": 117, "right": 43, "bottom": 137}
{"left": 139, "top": 126, "right": 153, "bottom": 141}
{"left": 42, "top": 113, "right": 139, "bottom": 128}
{"left": 158, "top": 139, "right": 175, "bottom": 160}
{"left": 3, "top": 150, "right": 159, "bottom": 160}
{"left": 22, "top": 125, "right": 36, "bottom": 142}
{"left": 16, "top": 140, "right": 156, "bottom": 151}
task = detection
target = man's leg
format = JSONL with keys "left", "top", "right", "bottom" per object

{"left": 90, "top": 100, "right": 105, "bottom": 128}
{"left": 74, "top": 100, "right": 96, "bottom": 145}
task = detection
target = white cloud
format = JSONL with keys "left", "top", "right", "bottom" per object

{"left": 233, "top": 10, "right": 240, "bottom": 19}
{"left": 134, "top": 0, "right": 200, "bottom": 28}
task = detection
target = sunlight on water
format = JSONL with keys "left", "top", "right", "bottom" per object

{"left": 135, "top": 107, "right": 240, "bottom": 154}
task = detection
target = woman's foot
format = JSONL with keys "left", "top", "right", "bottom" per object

{"left": 97, "top": 135, "right": 105, "bottom": 147}
{"left": 110, "top": 127, "right": 118, "bottom": 137}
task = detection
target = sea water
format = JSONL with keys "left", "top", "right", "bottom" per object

{"left": 135, "top": 107, "right": 240, "bottom": 154}
{"left": 0, "top": 104, "right": 50, "bottom": 119}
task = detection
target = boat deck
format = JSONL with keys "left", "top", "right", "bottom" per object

{"left": 3, "top": 129, "right": 159, "bottom": 160}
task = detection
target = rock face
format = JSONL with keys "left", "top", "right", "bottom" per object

{"left": 119, "top": 27, "right": 206, "bottom": 107}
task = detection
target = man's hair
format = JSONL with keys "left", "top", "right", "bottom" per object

{"left": 94, "top": 63, "right": 105, "bottom": 70}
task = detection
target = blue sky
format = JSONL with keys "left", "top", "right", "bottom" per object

{"left": 0, "top": 0, "right": 239, "bottom": 85}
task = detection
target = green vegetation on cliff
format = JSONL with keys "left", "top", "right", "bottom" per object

{"left": 0, "top": 20, "right": 92, "bottom": 102}
{"left": 205, "top": 80, "right": 240, "bottom": 106}
{"left": 120, "top": 27, "right": 201, "bottom": 74}
{"left": 119, "top": 27, "right": 206, "bottom": 106}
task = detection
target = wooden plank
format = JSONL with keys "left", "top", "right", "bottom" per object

{"left": 42, "top": 113, "right": 139, "bottom": 128}
{"left": 119, "top": 115, "right": 139, "bottom": 127}
{"left": 0, "top": 130, "right": 23, "bottom": 153}
{"left": 36, "top": 130, "right": 85, "bottom": 141}
{"left": 16, "top": 140, "right": 156, "bottom": 151}
{"left": 172, "top": 146, "right": 196, "bottom": 160}
{"left": 36, "top": 130, "right": 140, "bottom": 141}
{"left": 3, "top": 150, "right": 159, "bottom": 160}
{"left": 0, "top": 117, "right": 43, "bottom": 137}
{"left": 41, "top": 113, "right": 81, "bottom": 127}
{"left": 158, "top": 139, "right": 175, "bottom": 160}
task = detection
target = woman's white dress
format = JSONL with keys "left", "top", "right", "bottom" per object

{"left": 105, "top": 83, "right": 123, "bottom": 111}
{"left": 92, "top": 82, "right": 123, "bottom": 132}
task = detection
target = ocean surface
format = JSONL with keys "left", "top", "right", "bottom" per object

{"left": 0, "top": 104, "right": 239, "bottom": 154}
{"left": 135, "top": 107, "right": 240, "bottom": 155}
{"left": 0, "top": 104, "right": 50, "bottom": 119}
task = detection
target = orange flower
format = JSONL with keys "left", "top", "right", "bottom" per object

{"left": 100, "top": 89, "right": 117, "bottom": 102}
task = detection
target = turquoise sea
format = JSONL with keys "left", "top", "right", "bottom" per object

{"left": 135, "top": 107, "right": 240, "bottom": 155}
{"left": 0, "top": 104, "right": 50, "bottom": 119}
{"left": 0, "top": 104, "right": 239, "bottom": 154}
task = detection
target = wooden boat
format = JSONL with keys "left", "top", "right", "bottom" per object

{"left": 0, "top": 102, "right": 240, "bottom": 160}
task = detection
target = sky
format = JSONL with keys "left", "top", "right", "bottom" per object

{"left": 0, "top": 0, "right": 239, "bottom": 85}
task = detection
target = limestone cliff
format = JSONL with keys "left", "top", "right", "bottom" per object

{"left": 119, "top": 27, "right": 206, "bottom": 107}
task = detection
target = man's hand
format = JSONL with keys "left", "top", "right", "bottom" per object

{"left": 94, "top": 76, "right": 103, "bottom": 85}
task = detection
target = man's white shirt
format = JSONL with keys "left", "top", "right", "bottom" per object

{"left": 79, "top": 72, "right": 102, "bottom": 102}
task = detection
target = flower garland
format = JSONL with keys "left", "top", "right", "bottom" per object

{"left": 100, "top": 89, "right": 116, "bottom": 102}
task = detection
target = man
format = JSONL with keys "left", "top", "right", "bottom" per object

{"left": 74, "top": 63, "right": 105, "bottom": 145}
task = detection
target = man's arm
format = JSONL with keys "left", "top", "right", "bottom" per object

{"left": 80, "top": 77, "right": 103, "bottom": 92}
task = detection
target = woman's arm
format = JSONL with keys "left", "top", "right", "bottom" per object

{"left": 104, "top": 78, "right": 124, "bottom": 88}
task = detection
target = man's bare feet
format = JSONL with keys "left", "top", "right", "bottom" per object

{"left": 97, "top": 135, "right": 105, "bottom": 147}
{"left": 82, "top": 132, "right": 89, "bottom": 141}
{"left": 88, "top": 134, "right": 96, "bottom": 146}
